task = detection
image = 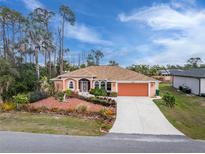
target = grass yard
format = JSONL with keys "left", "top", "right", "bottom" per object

{"left": 0, "top": 112, "right": 111, "bottom": 136}
{"left": 154, "top": 83, "right": 205, "bottom": 139}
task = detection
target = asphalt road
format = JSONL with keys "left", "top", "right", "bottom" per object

{"left": 0, "top": 131, "right": 205, "bottom": 153}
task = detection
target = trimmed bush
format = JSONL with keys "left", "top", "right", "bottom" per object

{"left": 28, "top": 91, "right": 48, "bottom": 103}
{"left": 109, "top": 92, "right": 118, "bottom": 97}
{"left": 13, "top": 93, "right": 29, "bottom": 104}
{"left": 91, "top": 97, "right": 108, "bottom": 106}
{"left": 162, "top": 92, "right": 175, "bottom": 108}
{"left": 90, "top": 88, "right": 107, "bottom": 96}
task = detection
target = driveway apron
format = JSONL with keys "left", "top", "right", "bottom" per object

{"left": 110, "top": 97, "right": 183, "bottom": 135}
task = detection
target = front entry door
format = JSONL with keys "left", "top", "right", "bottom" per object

{"left": 80, "top": 81, "right": 88, "bottom": 92}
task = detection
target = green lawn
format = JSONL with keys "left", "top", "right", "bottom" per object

{"left": 154, "top": 83, "right": 205, "bottom": 139}
{"left": 0, "top": 112, "right": 112, "bottom": 136}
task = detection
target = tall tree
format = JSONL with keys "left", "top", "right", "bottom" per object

{"left": 87, "top": 53, "right": 95, "bottom": 66}
{"left": 59, "top": 5, "right": 75, "bottom": 74}
{"left": 91, "top": 49, "right": 104, "bottom": 65}
{"left": 0, "top": 7, "right": 11, "bottom": 60}
{"left": 187, "top": 57, "right": 202, "bottom": 68}
{"left": 27, "top": 8, "right": 46, "bottom": 82}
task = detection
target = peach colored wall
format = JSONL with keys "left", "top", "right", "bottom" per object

{"left": 150, "top": 82, "right": 156, "bottom": 97}
{"left": 118, "top": 83, "right": 148, "bottom": 96}
{"left": 111, "top": 82, "right": 117, "bottom": 92}
{"left": 64, "top": 78, "right": 77, "bottom": 92}
{"left": 54, "top": 80, "right": 63, "bottom": 92}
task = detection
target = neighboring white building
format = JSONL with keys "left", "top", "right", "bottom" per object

{"left": 171, "top": 68, "right": 205, "bottom": 95}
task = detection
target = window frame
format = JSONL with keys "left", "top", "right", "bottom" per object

{"left": 107, "top": 82, "right": 112, "bottom": 92}
{"left": 100, "top": 80, "right": 106, "bottom": 90}
{"left": 68, "top": 80, "right": 75, "bottom": 90}
{"left": 94, "top": 81, "right": 100, "bottom": 89}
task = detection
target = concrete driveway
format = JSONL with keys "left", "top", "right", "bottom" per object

{"left": 110, "top": 97, "right": 183, "bottom": 135}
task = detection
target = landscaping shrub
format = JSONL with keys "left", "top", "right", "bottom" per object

{"left": 76, "top": 105, "right": 87, "bottom": 113}
{"left": 90, "top": 88, "right": 107, "bottom": 96}
{"left": 13, "top": 93, "right": 29, "bottom": 104}
{"left": 162, "top": 92, "right": 175, "bottom": 108}
{"left": 109, "top": 92, "right": 118, "bottom": 97}
{"left": 50, "top": 107, "right": 59, "bottom": 112}
{"left": 99, "top": 108, "right": 114, "bottom": 119}
{"left": 28, "top": 91, "right": 49, "bottom": 103}
{"left": 55, "top": 91, "right": 64, "bottom": 102}
{"left": 78, "top": 95, "right": 116, "bottom": 107}
{"left": 0, "top": 102, "right": 16, "bottom": 111}
{"left": 38, "top": 106, "right": 49, "bottom": 113}
{"left": 64, "top": 89, "right": 72, "bottom": 98}
{"left": 91, "top": 97, "right": 108, "bottom": 106}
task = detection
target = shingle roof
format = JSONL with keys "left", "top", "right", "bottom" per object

{"left": 56, "top": 66, "right": 155, "bottom": 81}
{"left": 171, "top": 68, "right": 205, "bottom": 78}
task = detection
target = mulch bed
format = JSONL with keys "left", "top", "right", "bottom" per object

{"left": 29, "top": 97, "right": 107, "bottom": 112}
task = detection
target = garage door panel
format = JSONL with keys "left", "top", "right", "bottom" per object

{"left": 118, "top": 83, "right": 148, "bottom": 96}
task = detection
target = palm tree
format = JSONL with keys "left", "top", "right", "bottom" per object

{"left": 27, "top": 8, "right": 46, "bottom": 81}
{"left": 91, "top": 49, "right": 104, "bottom": 66}
{"left": 59, "top": 5, "right": 75, "bottom": 74}
{"left": 0, "top": 7, "right": 11, "bottom": 60}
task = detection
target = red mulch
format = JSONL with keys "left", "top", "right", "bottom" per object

{"left": 29, "top": 97, "right": 106, "bottom": 112}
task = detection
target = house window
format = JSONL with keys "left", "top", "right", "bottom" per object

{"left": 107, "top": 82, "right": 111, "bottom": 91}
{"left": 69, "top": 81, "right": 74, "bottom": 90}
{"left": 94, "top": 81, "right": 100, "bottom": 89}
{"left": 101, "top": 81, "right": 106, "bottom": 89}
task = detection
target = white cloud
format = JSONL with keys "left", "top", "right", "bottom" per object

{"left": 53, "top": 15, "right": 112, "bottom": 45}
{"left": 119, "top": 4, "right": 205, "bottom": 31}
{"left": 64, "top": 23, "right": 112, "bottom": 45}
{"left": 118, "top": 1, "right": 205, "bottom": 65}
{"left": 21, "top": 0, "right": 45, "bottom": 10}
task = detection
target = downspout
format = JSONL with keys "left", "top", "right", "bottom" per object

{"left": 199, "top": 78, "right": 201, "bottom": 96}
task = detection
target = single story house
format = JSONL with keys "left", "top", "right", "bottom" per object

{"left": 158, "top": 69, "right": 171, "bottom": 76}
{"left": 171, "top": 68, "right": 205, "bottom": 95}
{"left": 51, "top": 66, "right": 157, "bottom": 97}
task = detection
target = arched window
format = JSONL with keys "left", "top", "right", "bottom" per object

{"left": 94, "top": 81, "right": 100, "bottom": 89}
{"left": 69, "top": 81, "right": 74, "bottom": 90}
{"left": 101, "top": 81, "right": 106, "bottom": 89}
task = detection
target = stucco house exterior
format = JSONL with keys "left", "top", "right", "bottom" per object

{"left": 171, "top": 68, "right": 205, "bottom": 95}
{"left": 51, "top": 66, "right": 157, "bottom": 97}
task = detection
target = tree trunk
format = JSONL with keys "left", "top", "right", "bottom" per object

{"left": 53, "top": 47, "right": 57, "bottom": 76}
{"left": 48, "top": 50, "right": 51, "bottom": 79}
{"left": 2, "top": 19, "right": 7, "bottom": 59}
{"left": 35, "top": 46, "right": 40, "bottom": 81}
{"left": 60, "top": 15, "right": 65, "bottom": 74}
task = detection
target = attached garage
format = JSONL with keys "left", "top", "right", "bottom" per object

{"left": 118, "top": 83, "right": 148, "bottom": 96}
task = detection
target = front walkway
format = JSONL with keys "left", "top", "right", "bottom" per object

{"left": 110, "top": 97, "right": 183, "bottom": 135}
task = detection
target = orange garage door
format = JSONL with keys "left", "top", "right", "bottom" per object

{"left": 118, "top": 83, "right": 148, "bottom": 96}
